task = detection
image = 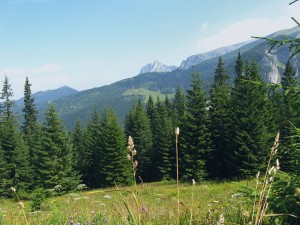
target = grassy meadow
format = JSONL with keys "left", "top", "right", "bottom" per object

{"left": 0, "top": 180, "right": 256, "bottom": 225}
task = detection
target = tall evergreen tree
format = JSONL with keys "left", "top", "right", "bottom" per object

{"left": 208, "top": 57, "right": 231, "bottom": 178}
{"left": 151, "top": 97, "right": 173, "bottom": 180}
{"left": 22, "top": 77, "right": 38, "bottom": 137}
{"left": 181, "top": 73, "right": 212, "bottom": 181}
{"left": 21, "top": 77, "right": 41, "bottom": 187}
{"left": 99, "top": 108, "right": 130, "bottom": 187}
{"left": 229, "top": 60, "right": 270, "bottom": 177}
{"left": 146, "top": 95, "right": 155, "bottom": 131}
{"left": 172, "top": 86, "right": 187, "bottom": 128}
{"left": 71, "top": 119, "right": 86, "bottom": 177}
{"left": 172, "top": 87, "right": 188, "bottom": 179}
{"left": 0, "top": 76, "right": 33, "bottom": 196}
{"left": 37, "top": 105, "right": 80, "bottom": 191}
{"left": 278, "top": 60, "right": 299, "bottom": 172}
{"left": 83, "top": 111, "right": 102, "bottom": 188}
{"left": 125, "top": 100, "right": 153, "bottom": 181}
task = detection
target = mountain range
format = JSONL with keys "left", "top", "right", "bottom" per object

{"left": 14, "top": 26, "right": 300, "bottom": 129}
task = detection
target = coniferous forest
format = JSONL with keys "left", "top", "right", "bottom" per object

{"left": 0, "top": 54, "right": 299, "bottom": 223}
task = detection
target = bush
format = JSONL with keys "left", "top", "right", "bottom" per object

{"left": 31, "top": 188, "right": 47, "bottom": 211}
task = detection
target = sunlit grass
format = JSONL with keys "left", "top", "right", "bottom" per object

{"left": 0, "top": 180, "right": 253, "bottom": 224}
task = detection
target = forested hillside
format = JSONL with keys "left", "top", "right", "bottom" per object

{"left": 14, "top": 26, "right": 299, "bottom": 130}
{"left": 1, "top": 50, "right": 300, "bottom": 223}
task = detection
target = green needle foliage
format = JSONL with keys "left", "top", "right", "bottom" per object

{"left": 181, "top": 72, "right": 212, "bottom": 181}
{"left": 208, "top": 57, "right": 231, "bottom": 178}
{"left": 229, "top": 58, "right": 271, "bottom": 178}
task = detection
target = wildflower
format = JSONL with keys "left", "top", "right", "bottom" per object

{"left": 54, "top": 184, "right": 62, "bottom": 191}
{"left": 128, "top": 136, "right": 134, "bottom": 147}
{"left": 217, "top": 214, "right": 224, "bottom": 224}
{"left": 192, "top": 179, "right": 196, "bottom": 186}
{"left": 103, "top": 194, "right": 112, "bottom": 199}
{"left": 127, "top": 154, "right": 131, "bottom": 161}
{"left": 141, "top": 206, "right": 148, "bottom": 213}
{"left": 175, "top": 127, "right": 180, "bottom": 136}
{"left": 268, "top": 166, "right": 275, "bottom": 175}
{"left": 10, "top": 187, "right": 16, "bottom": 193}
{"left": 77, "top": 184, "right": 87, "bottom": 191}
{"left": 18, "top": 202, "right": 25, "bottom": 209}
{"left": 132, "top": 149, "right": 137, "bottom": 156}
{"left": 243, "top": 211, "right": 249, "bottom": 217}
{"left": 296, "top": 188, "right": 300, "bottom": 196}
{"left": 276, "top": 159, "right": 280, "bottom": 170}
{"left": 133, "top": 160, "right": 138, "bottom": 169}
{"left": 69, "top": 217, "right": 74, "bottom": 224}
{"left": 256, "top": 171, "right": 260, "bottom": 178}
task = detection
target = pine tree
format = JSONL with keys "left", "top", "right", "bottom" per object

{"left": 151, "top": 97, "right": 173, "bottom": 181}
{"left": 172, "top": 87, "right": 188, "bottom": 179}
{"left": 181, "top": 73, "right": 212, "bottom": 181}
{"left": 37, "top": 105, "right": 80, "bottom": 192}
{"left": 125, "top": 100, "right": 153, "bottom": 181}
{"left": 278, "top": 60, "right": 299, "bottom": 172}
{"left": 21, "top": 77, "right": 41, "bottom": 188}
{"left": 0, "top": 76, "right": 33, "bottom": 196}
{"left": 172, "top": 86, "right": 187, "bottom": 128}
{"left": 99, "top": 108, "right": 130, "bottom": 187}
{"left": 81, "top": 111, "right": 101, "bottom": 188}
{"left": 229, "top": 60, "right": 270, "bottom": 178}
{"left": 146, "top": 95, "right": 155, "bottom": 131}
{"left": 22, "top": 77, "right": 38, "bottom": 137}
{"left": 208, "top": 57, "right": 231, "bottom": 178}
{"left": 71, "top": 119, "right": 86, "bottom": 177}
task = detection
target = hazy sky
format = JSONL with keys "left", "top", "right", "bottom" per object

{"left": 0, "top": 0, "right": 299, "bottom": 99}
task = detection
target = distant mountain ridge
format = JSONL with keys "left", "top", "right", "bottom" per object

{"left": 14, "top": 86, "right": 79, "bottom": 119}
{"left": 179, "top": 41, "right": 251, "bottom": 70}
{"left": 15, "top": 26, "right": 300, "bottom": 129}
{"left": 139, "top": 60, "right": 178, "bottom": 74}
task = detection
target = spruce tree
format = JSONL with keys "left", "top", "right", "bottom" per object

{"left": 278, "top": 60, "right": 299, "bottom": 172}
{"left": 125, "top": 100, "right": 153, "bottom": 181}
{"left": 208, "top": 57, "right": 231, "bottom": 178}
{"left": 172, "top": 87, "right": 188, "bottom": 180}
{"left": 22, "top": 77, "right": 38, "bottom": 137}
{"left": 71, "top": 119, "right": 86, "bottom": 177}
{"left": 172, "top": 86, "right": 187, "bottom": 128}
{"left": 146, "top": 95, "right": 155, "bottom": 131}
{"left": 151, "top": 97, "right": 173, "bottom": 181}
{"left": 21, "top": 77, "right": 41, "bottom": 187}
{"left": 38, "top": 105, "right": 80, "bottom": 192}
{"left": 82, "top": 111, "right": 102, "bottom": 188}
{"left": 181, "top": 73, "right": 212, "bottom": 181}
{"left": 98, "top": 108, "right": 130, "bottom": 187}
{"left": 0, "top": 76, "right": 33, "bottom": 196}
{"left": 229, "top": 60, "right": 270, "bottom": 178}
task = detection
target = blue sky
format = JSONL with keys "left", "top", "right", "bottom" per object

{"left": 0, "top": 0, "right": 299, "bottom": 99}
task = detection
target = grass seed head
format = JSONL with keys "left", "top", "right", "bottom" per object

{"left": 18, "top": 202, "right": 25, "bottom": 209}
{"left": 10, "top": 187, "right": 16, "bottom": 193}
{"left": 175, "top": 127, "right": 180, "bottom": 136}
{"left": 296, "top": 188, "right": 300, "bottom": 196}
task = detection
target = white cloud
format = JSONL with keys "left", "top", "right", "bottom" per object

{"left": 30, "top": 64, "right": 60, "bottom": 74}
{"left": 0, "top": 64, "right": 67, "bottom": 99}
{"left": 196, "top": 3, "right": 300, "bottom": 52}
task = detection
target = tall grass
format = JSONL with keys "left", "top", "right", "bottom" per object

{"left": 1, "top": 132, "right": 293, "bottom": 224}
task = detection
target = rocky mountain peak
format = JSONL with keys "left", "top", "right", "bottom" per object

{"left": 139, "top": 60, "right": 178, "bottom": 74}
